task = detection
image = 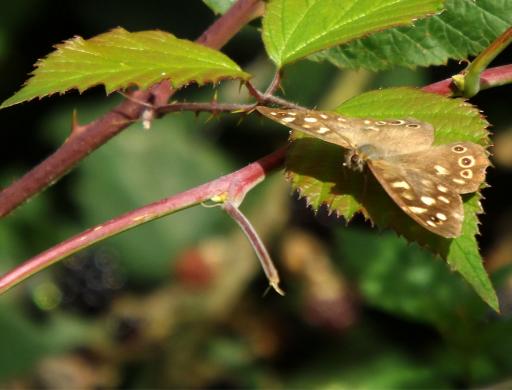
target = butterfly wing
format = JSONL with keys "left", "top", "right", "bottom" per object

{"left": 387, "top": 142, "right": 489, "bottom": 194}
{"left": 367, "top": 142, "right": 488, "bottom": 237}
{"left": 368, "top": 159, "right": 464, "bottom": 238}
{"left": 256, "top": 106, "right": 435, "bottom": 154}
{"left": 256, "top": 106, "right": 354, "bottom": 148}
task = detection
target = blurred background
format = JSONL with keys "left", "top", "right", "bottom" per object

{"left": 1, "top": 1, "right": 512, "bottom": 388}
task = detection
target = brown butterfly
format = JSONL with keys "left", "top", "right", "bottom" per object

{"left": 257, "top": 106, "right": 489, "bottom": 238}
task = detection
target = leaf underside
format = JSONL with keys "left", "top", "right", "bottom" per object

{"left": 285, "top": 87, "right": 497, "bottom": 311}
{"left": 312, "top": 0, "right": 512, "bottom": 71}
{"left": 1, "top": 27, "right": 250, "bottom": 108}
{"left": 262, "top": 0, "right": 444, "bottom": 67}
{"left": 202, "top": 0, "right": 235, "bottom": 14}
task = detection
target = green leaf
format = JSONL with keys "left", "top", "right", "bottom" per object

{"left": 203, "top": 0, "right": 236, "bottom": 14}
{"left": 1, "top": 27, "right": 251, "bottom": 109}
{"left": 445, "top": 194, "right": 498, "bottom": 311}
{"left": 312, "top": 0, "right": 512, "bottom": 71}
{"left": 335, "top": 228, "right": 492, "bottom": 326}
{"left": 262, "top": 0, "right": 444, "bottom": 67}
{"left": 286, "top": 87, "right": 497, "bottom": 310}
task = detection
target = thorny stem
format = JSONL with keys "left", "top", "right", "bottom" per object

{"left": 245, "top": 74, "right": 304, "bottom": 110}
{"left": 0, "top": 147, "right": 286, "bottom": 294}
{"left": 264, "top": 71, "right": 282, "bottom": 96}
{"left": 157, "top": 101, "right": 255, "bottom": 116}
{"left": 223, "top": 202, "right": 285, "bottom": 295}
{"left": 0, "top": 0, "right": 265, "bottom": 219}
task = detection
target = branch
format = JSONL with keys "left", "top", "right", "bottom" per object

{"left": 223, "top": 202, "right": 285, "bottom": 295}
{"left": 0, "top": 146, "right": 286, "bottom": 294}
{"left": 157, "top": 101, "right": 255, "bottom": 116}
{"left": 0, "top": 0, "right": 265, "bottom": 219}
{"left": 452, "top": 27, "right": 512, "bottom": 97}
{"left": 423, "top": 64, "right": 512, "bottom": 96}
{"left": 245, "top": 76, "right": 305, "bottom": 110}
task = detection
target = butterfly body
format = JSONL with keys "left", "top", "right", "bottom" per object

{"left": 257, "top": 106, "right": 489, "bottom": 238}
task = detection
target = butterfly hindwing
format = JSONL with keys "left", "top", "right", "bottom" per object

{"left": 385, "top": 142, "right": 489, "bottom": 194}
{"left": 368, "top": 159, "right": 464, "bottom": 238}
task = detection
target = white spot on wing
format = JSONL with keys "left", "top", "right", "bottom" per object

{"left": 438, "top": 196, "right": 450, "bottom": 204}
{"left": 453, "top": 178, "right": 466, "bottom": 185}
{"left": 391, "top": 181, "right": 410, "bottom": 189}
{"left": 282, "top": 117, "right": 295, "bottom": 123}
{"left": 420, "top": 196, "right": 436, "bottom": 205}
{"left": 426, "top": 220, "right": 437, "bottom": 227}
{"left": 304, "top": 117, "right": 318, "bottom": 123}
{"left": 436, "top": 212, "right": 447, "bottom": 221}
{"left": 408, "top": 206, "right": 427, "bottom": 214}
{"left": 434, "top": 165, "right": 450, "bottom": 175}
{"left": 437, "top": 185, "right": 448, "bottom": 193}
{"left": 317, "top": 127, "right": 330, "bottom": 134}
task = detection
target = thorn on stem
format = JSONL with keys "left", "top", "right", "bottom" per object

{"left": 68, "top": 110, "right": 86, "bottom": 139}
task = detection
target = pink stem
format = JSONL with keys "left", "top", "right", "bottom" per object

{"left": 423, "top": 64, "right": 512, "bottom": 96}
{"left": 0, "top": 147, "right": 286, "bottom": 294}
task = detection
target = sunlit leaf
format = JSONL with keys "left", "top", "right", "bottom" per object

{"left": 286, "top": 88, "right": 497, "bottom": 310}
{"left": 312, "top": 0, "right": 512, "bottom": 71}
{"left": 262, "top": 0, "right": 444, "bottom": 67}
{"left": 1, "top": 28, "right": 250, "bottom": 108}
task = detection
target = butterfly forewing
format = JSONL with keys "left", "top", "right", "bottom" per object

{"left": 256, "top": 106, "right": 354, "bottom": 148}
{"left": 256, "top": 106, "right": 435, "bottom": 155}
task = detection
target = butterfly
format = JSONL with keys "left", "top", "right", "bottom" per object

{"left": 256, "top": 106, "right": 489, "bottom": 238}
